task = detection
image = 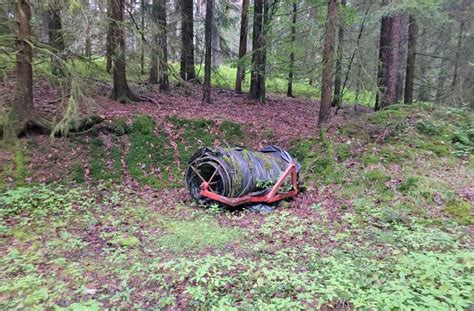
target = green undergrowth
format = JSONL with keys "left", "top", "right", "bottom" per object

{"left": 0, "top": 169, "right": 472, "bottom": 309}
{"left": 1, "top": 104, "right": 472, "bottom": 309}
{"left": 0, "top": 143, "right": 29, "bottom": 191}
{"left": 156, "top": 215, "right": 244, "bottom": 251}
{"left": 168, "top": 116, "right": 217, "bottom": 171}
{"left": 89, "top": 138, "right": 123, "bottom": 181}
{"left": 161, "top": 245, "right": 472, "bottom": 309}
{"left": 0, "top": 185, "right": 244, "bottom": 309}
{"left": 126, "top": 115, "right": 177, "bottom": 188}
{"left": 168, "top": 115, "right": 245, "bottom": 171}
{"left": 7, "top": 55, "right": 375, "bottom": 106}
{"left": 66, "top": 114, "right": 245, "bottom": 189}
{"left": 194, "top": 64, "right": 375, "bottom": 106}
{"left": 290, "top": 103, "right": 473, "bottom": 226}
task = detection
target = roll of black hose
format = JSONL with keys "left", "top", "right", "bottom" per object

{"left": 185, "top": 145, "right": 300, "bottom": 204}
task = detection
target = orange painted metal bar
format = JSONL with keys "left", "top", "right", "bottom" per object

{"left": 199, "top": 162, "right": 299, "bottom": 207}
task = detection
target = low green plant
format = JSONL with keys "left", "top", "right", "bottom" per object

{"left": 13, "top": 147, "right": 28, "bottom": 186}
{"left": 398, "top": 176, "right": 419, "bottom": 194}
{"left": 416, "top": 120, "right": 443, "bottom": 136}
{"left": 0, "top": 184, "right": 91, "bottom": 224}
{"left": 445, "top": 199, "right": 473, "bottom": 225}
{"left": 156, "top": 217, "right": 243, "bottom": 251}
{"left": 70, "top": 163, "right": 85, "bottom": 183}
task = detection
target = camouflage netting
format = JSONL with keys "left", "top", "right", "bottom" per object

{"left": 185, "top": 146, "right": 300, "bottom": 204}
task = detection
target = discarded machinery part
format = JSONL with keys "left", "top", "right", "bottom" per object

{"left": 185, "top": 146, "right": 301, "bottom": 206}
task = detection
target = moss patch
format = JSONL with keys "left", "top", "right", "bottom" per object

{"left": 368, "top": 106, "right": 409, "bottom": 125}
{"left": 126, "top": 115, "right": 176, "bottom": 188}
{"left": 168, "top": 115, "right": 217, "bottom": 170}
{"left": 156, "top": 217, "right": 244, "bottom": 251}
{"left": 445, "top": 200, "right": 473, "bottom": 225}
{"left": 70, "top": 164, "right": 85, "bottom": 183}
{"left": 89, "top": 138, "right": 122, "bottom": 181}
{"left": 219, "top": 120, "right": 244, "bottom": 141}
{"left": 111, "top": 235, "right": 140, "bottom": 248}
{"left": 100, "top": 118, "right": 130, "bottom": 136}
{"left": 397, "top": 176, "right": 419, "bottom": 194}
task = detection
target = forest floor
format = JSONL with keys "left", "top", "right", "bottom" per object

{"left": 0, "top": 80, "right": 473, "bottom": 309}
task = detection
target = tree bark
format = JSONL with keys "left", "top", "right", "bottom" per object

{"left": 375, "top": 8, "right": 402, "bottom": 111}
{"left": 211, "top": 0, "right": 219, "bottom": 69}
{"left": 396, "top": 13, "right": 407, "bottom": 102}
{"left": 332, "top": 0, "right": 345, "bottom": 107}
{"left": 287, "top": 1, "right": 297, "bottom": 98}
{"left": 250, "top": 0, "right": 265, "bottom": 101}
{"left": 140, "top": 0, "right": 145, "bottom": 75}
{"left": 451, "top": 20, "right": 464, "bottom": 92}
{"left": 180, "top": 0, "right": 196, "bottom": 81}
{"left": 404, "top": 14, "right": 417, "bottom": 104}
{"left": 110, "top": 0, "right": 140, "bottom": 102}
{"left": 4, "top": 0, "right": 51, "bottom": 141}
{"left": 415, "top": 32, "right": 429, "bottom": 101}
{"left": 83, "top": 0, "right": 91, "bottom": 59}
{"left": 149, "top": 0, "right": 169, "bottom": 91}
{"left": 85, "top": 34, "right": 92, "bottom": 59}
{"left": 235, "top": 0, "right": 249, "bottom": 93}
{"left": 340, "top": 3, "right": 370, "bottom": 107}
{"left": 157, "top": 0, "right": 169, "bottom": 91}
{"left": 318, "top": 0, "right": 338, "bottom": 125}
{"left": 47, "top": 0, "right": 65, "bottom": 76}
{"left": 106, "top": 0, "right": 113, "bottom": 74}
{"left": 149, "top": 0, "right": 158, "bottom": 84}
{"left": 203, "top": 0, "right": 213, "bottom": 103}
{"left": 435, "top": 54, "right": 449, "bottom": 102}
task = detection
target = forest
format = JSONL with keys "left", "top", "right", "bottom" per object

{"left": 0, "top": 0, "right": 473, "bottom": 309}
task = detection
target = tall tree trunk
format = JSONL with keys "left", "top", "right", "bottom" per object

{"left": 318, "top": 0, "right": 338, "bottom": 125}
{"left": 140, "top": 0, "right": 145, "bottom": 75}
{"left": 149, "top": 20, "right": 158, "bottom": 84}
{"left": 340, "top": 4, "right": 370, "bottom": 103}
{"left": 404, "top": 14, "right": 417, "bottom": 104}
{"left": 106, "top": 0, "right": 113, "bottom": 74}
{"left": 307, "top": 5, "right": 317, "bottom": 86}
{"left": 203, "top": 0, "right": 213, "bottom": 103}
{"left": 157, "top": 0, "right": 169, "bottom": 91}
{"left": 83, "top": 0, "right": 92, "bottom": 59}
{"left": 110, "top": 0, "right": 140, "bottom": 102}
{"left": 47, "top": 0, "right": 65, "bottom": 76}
{"left": 260, "top": 0, "right": 274, "bottom": 99}
{"left": 4, "top": 0, "right": 51, "bottom": 140}
{"left": 396, "top": 13, "right": 407, "bottom": 102}
{"left": 250, "top": 0, "right": 264, "bottom": 101}
{"left": 332, "top": 0, "right": 345, "bottom": 107}
{"left": 235, "top": 0, "right": 249, "bottom": 93}
{"left": 149, "top": 0, "right": 169, "bottom": 91}
{"left": 149, "top": 0, "right": 158, "bottom": 84}
{"left": 287, "top": 1, "right": 297, "bottom": 98}
{"left": 85, "top": 33, "right": 92, "bottom": 59}
{"left": 451, "top": 20, "right": 464, "bottom": 92}
{"left": 211, "top": 0, "right": 219, "bottom": 69}
{"left": 375, "top": 8, "right": 402, "bottom": 111}
{"left": 180, "top": 0, "right": 196, "bottom": 81}
{"left": 435, "top": 54, "right": 449, "bottom": 102}
{"left": 416, "top": 31, "right": 429, "bottom": 101}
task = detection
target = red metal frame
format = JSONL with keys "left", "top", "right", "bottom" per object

{"left": 199, "top": 162, "right": 299, "bottom": 207}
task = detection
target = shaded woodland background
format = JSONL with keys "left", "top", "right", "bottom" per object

{"left": 0, "top": 0, "right": 472, "bottom": 138}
